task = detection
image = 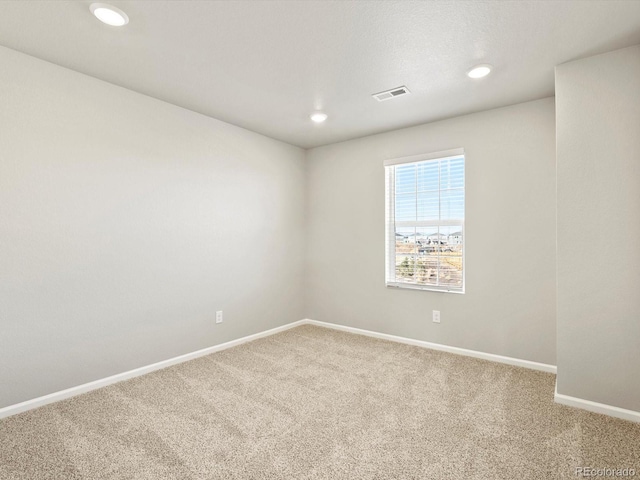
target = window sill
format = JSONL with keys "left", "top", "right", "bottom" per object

{"left": 386, "top": 282, "right": 465, "bottom": 294}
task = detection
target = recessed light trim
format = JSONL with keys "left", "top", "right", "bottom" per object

{"left": 310, "top": 112, "right": 328, "bottom": 123}
{"left": 90, "top": 3, "right": 129, "bottom": 26}
{"left": 467, "top": 64, "right": 492, "bottom": 79}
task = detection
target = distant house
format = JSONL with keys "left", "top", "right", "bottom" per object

{"left": 395, "top": 233, "right": 409, "bottom": 244}
{"left": 426, "top": 233, "right": 447, "bottom": 245}
{"left": 415, "top": 233, "right": 448, "bottom": 254}
{"left": 398, "top": 233, "right": 418, "bottom": 244}
{"left": 448, "top": 231, "right": 463, "bottom": 245}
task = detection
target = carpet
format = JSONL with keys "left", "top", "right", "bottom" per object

{"left": 1, "top": 325, "right": 639, "bottom": 479}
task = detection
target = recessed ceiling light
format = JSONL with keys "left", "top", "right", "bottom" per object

{"left": 310, "top": 112, "right": 328, "bottom": 123}
{"left": 90, "top": 3, "right": 129, "bottom": 26}
{"left": 467, "top": 64, "right": 492, "bottom": 79}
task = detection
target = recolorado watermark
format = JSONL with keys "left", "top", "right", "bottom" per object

{"left": 576, "top": 467, "right": 636, "bottom": 477}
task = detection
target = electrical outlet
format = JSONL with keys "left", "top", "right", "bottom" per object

{"left": 216, "top": 311, "right": 223, "bottom": 324}
{"left": 432, "top": 310, "right": 441, "bottom": 323}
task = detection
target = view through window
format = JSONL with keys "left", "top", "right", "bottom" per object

{"left": 385, "top": 151, "right": 465, "bottom": 292}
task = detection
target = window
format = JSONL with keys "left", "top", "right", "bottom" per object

{"left": 385, "top": 149, "right": 465, "bottom": 293}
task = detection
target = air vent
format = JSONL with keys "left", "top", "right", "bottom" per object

{"left": 372, "top": 86, "right": 411, "bottom": 102}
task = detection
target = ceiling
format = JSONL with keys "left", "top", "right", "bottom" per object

{"left": 0, "top": 1, "right": 639, "bottom": 149}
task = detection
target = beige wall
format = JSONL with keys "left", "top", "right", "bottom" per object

{"left": 305, "top": 98, "right": 557, "bottom": 365}
{"left": 556, "top": 45, "right": 640, "bottom": 411}
{"left": 0, "top": 46, "right": 306, "bottom": 409}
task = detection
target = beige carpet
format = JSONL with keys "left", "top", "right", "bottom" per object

{"left": 1, "top": 325, "right": 639, "bottom": 479}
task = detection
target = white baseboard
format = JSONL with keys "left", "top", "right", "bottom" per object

{"left": 0, "top": 320, "right": 307, "bottom": 420}
{"left": 6, "top": 317, "right": 637, "bottom": 425}
{"left": 303, "top": 319, "right": 557, "bottom": 374}
{"left": 0, "top": 318, "right": 558, "bottom": 420}
{"left": 554, "top": 382, "right": 640, "bottom": 423}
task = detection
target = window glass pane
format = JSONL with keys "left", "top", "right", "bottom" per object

{"left": 417, "top": 161, "right": 439, "bottom": 192}
{"left": 441, "top": 157, "right": 464, "bottom": 189}
{"left": 438, "top": 226, "right": 464, "bottom": 255}
{"left": 395, "top": 164, "right": 416, "bottom": 195}
{"left": 427, "top": 229, "right": 447, "bottom": 254}
{"left": 416, "top": 227, "right": 436, "bottom": 246}
{"left": 440, "top": 189, "right": 464, "bottom": 220}
{"left": 438, "top": 257, "right": 463, "bottom": 287}
{"left": 415, "top": 256, "right": 439, "bottom": 285}
{"left": 417, "top": 191, "right": 438, "bottom": 221}
{"left": 395, "top": 193, "right": 416, "bottom": 221}
{"left": 416, "top": 228, "right": 438, "bottom": 255}
{"left": 395, "top": 227, "right": 416, "bottom": 255}
{"left": 395, "top": 254, "right": 418, "bottom": 283}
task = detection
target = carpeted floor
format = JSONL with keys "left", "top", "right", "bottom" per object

{"left": 1, "top": 325, "right": 639, "bottom": 479}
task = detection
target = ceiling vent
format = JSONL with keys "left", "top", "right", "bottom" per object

{"left": 372, "top": 86, "right": 411, "bottom": 102}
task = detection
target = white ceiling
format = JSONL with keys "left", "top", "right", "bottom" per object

{"left": 1, "top": 1, "right": 639, "bottom": 148}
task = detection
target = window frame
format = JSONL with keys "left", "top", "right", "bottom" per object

{"left": 384, "top": 148, "right": 465, "bottom": 294}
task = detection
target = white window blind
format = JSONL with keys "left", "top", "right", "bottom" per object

{"left": 385, "top": 149, "right": 465, "bottom": 293}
